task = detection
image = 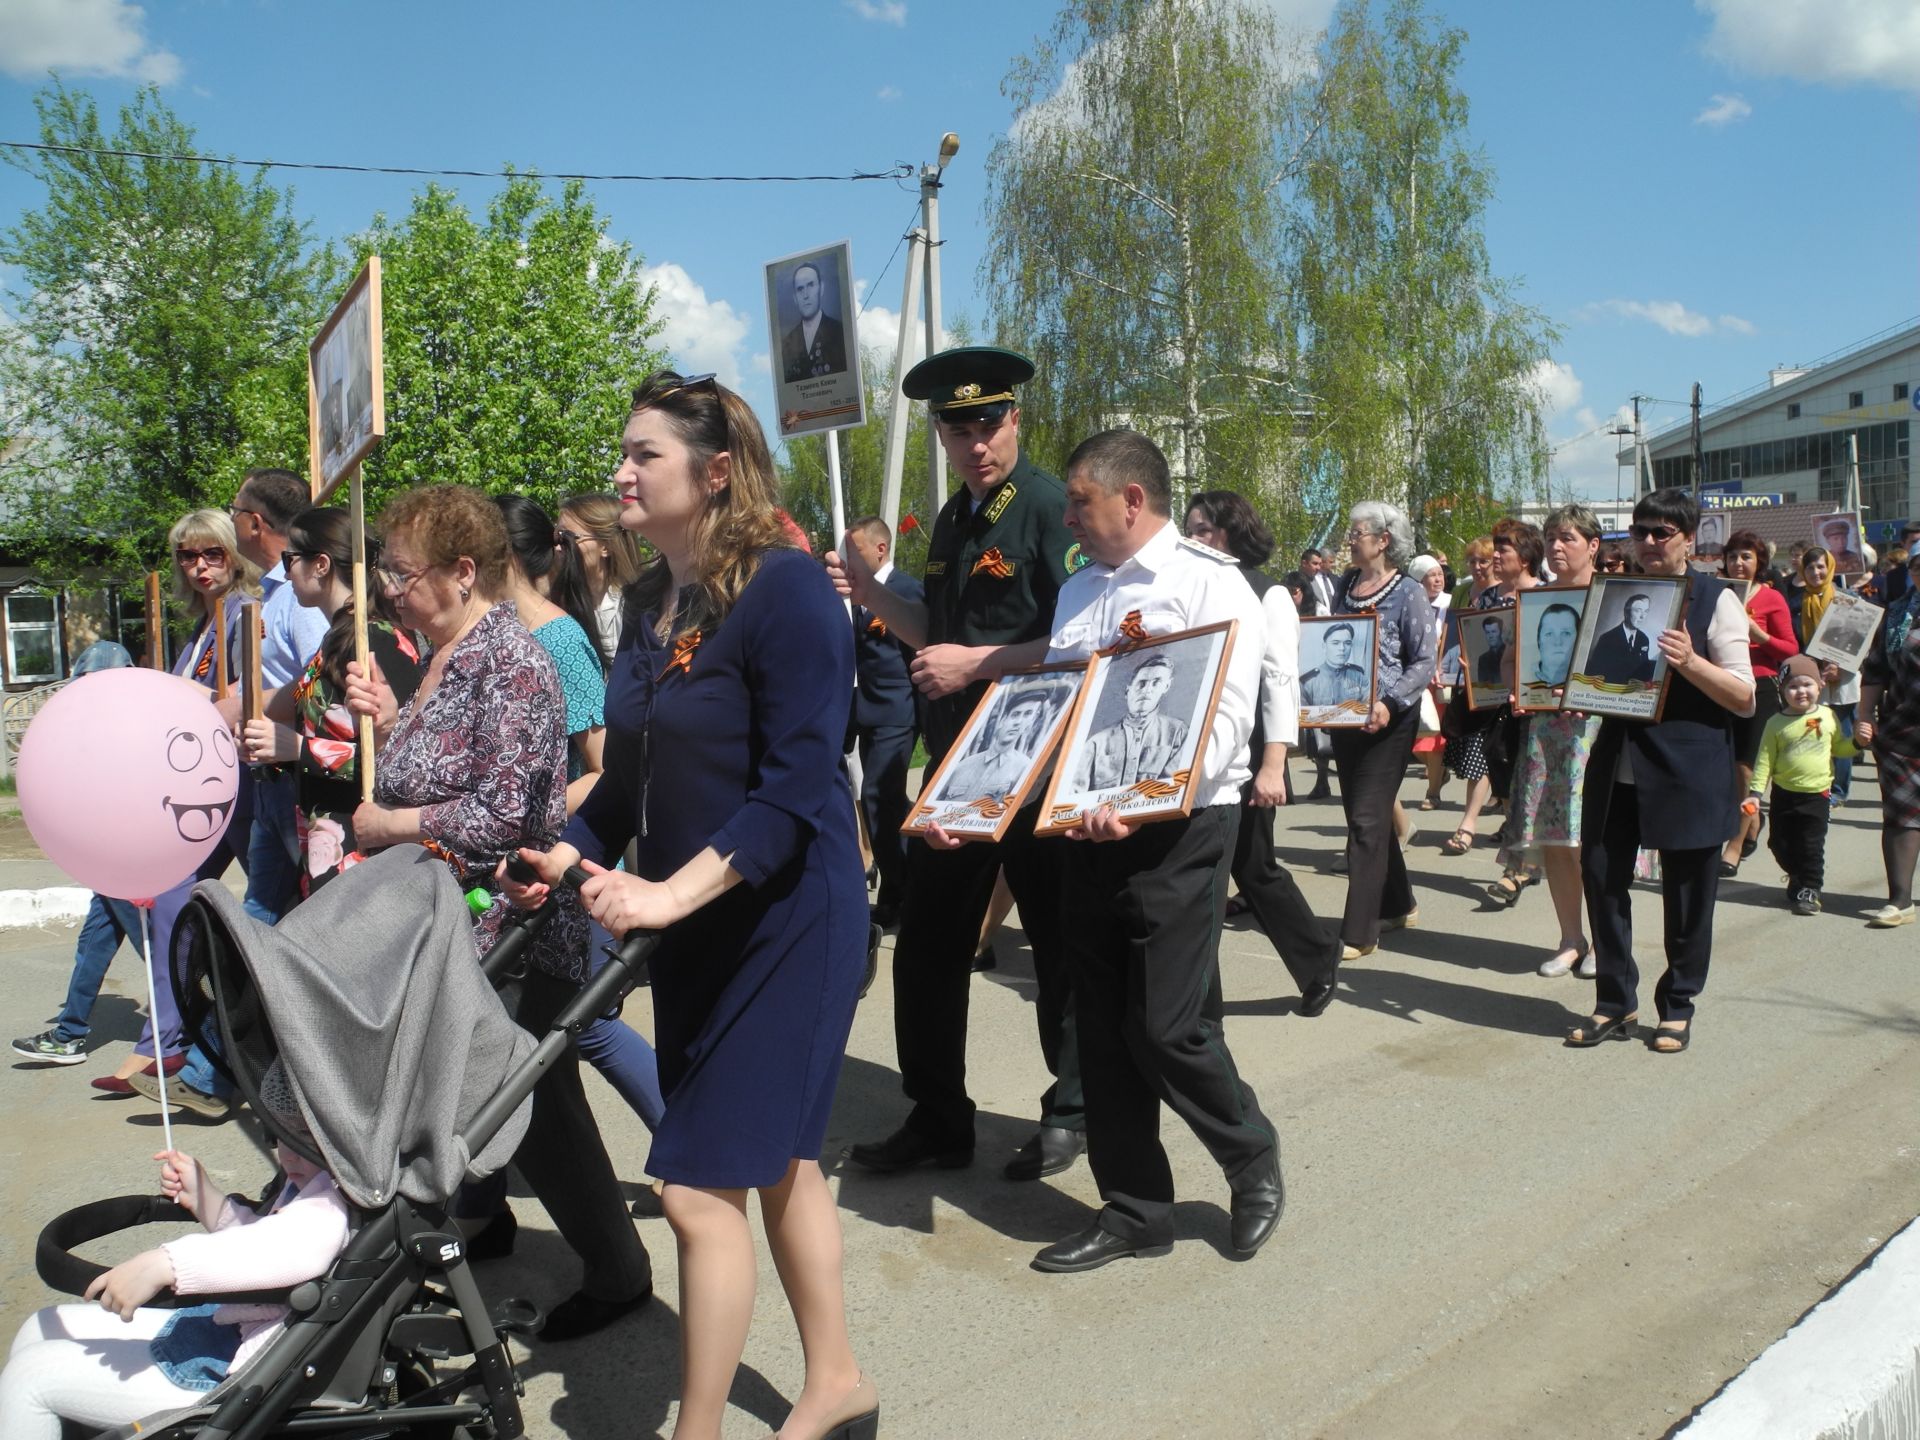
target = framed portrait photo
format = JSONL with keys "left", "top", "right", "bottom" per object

{"left": 1035, "top": 622, "right": 1236, "bottom": 836}
{"left": 1459, "top": 605, "right": 1517, "bottom": 711}
{"left": 1562, "top": 573, "right": 1690, "bottom": 721}
{"left": 1813, "top": 513, "right": 1867, "bottom": 579}
{"left": 1512, "top": 585, "right": 1591, "bottom": 714}
{"left": 903, "top": 664, "right": 1087, "bottom": 843}
{"left": 763, "top": 240, "right": 867, "bottom": 440}
{"left": 308, "top": 256, "right": 385, "bottom": 503}
{"left": 1804, "top": 589, "right": 1882, "bottom": 672}
{"left": 1297, "top": 613, "right": 1378, "bottom": 729}
{"left": 1695, "top": 510, "right": 1730, "bottom": 557}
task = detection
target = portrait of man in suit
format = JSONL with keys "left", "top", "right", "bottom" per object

{"left": 1586, "top": 591, "right": 1659, "bottom": 685}
{"left": 1078, "top": 652, "right": 1188, "bottom": 791}
{"left": 1473, "top": 614, "right": 1509, "bottom": 686}
{"left": 779, "top": 261, "right": 848, "bottom": 382}
{"left": 1300, "top": 621, "right": 1368, "bottom": 708}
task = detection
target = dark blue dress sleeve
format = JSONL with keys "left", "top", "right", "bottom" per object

{"left": 709, "top": 553, "right": 855, "bottom": 887}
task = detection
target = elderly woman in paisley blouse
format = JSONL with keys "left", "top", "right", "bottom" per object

{"left": 344, "top": 483, "right": 653, "bottom": 1342}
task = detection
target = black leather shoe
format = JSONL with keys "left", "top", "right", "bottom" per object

{"left": 859, "top": 922, "right": 882, "bottom": 1000}
{"left": 1003, "top": 1125, "right": 1086, "bottom": 1181}
{"left": 1032, "top": 1222, "right": 1171, "bottom": 1273}
{"left": 465, "top": 1206, "right": 517, "bottom": 1262}
{"left": 845, "top": 1126, "right": 972, "bottom": 1174}
{"left": 538, "top": 1284, "right": 652, "bottom": 1341}
{"left": 1228, "top": 1152, "right": 1285, "bottom": 1256}
{"left": 1298, "top": 960, "right": 1340, "bottom": 1018}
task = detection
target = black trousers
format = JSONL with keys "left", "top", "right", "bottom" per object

{"left": 1768, "top": 785, "right": 1830, "bottom": 891}
{"left": 1330, "top": 705, "right": 1420, "bottom": 947}
{"left": 1230, "top": 794, "right": 1339, "bottom": 993}
{"left": 1063, "top": 806, "right": 1277, "bottom": 1242}
{"left": 856, "top": 722, "right": 917, "bottom": 911}
{"left": 893, "top": 807, "right": 1082, "bottom": 1145}
{"left": 1582, "top": 783, "right": 1719, "bottom": 1024}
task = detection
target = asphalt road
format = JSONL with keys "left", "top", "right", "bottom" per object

{"left": 2, "top": 767, "right": 1915, "bottom": 1438}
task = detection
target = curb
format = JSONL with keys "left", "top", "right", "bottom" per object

{"left": 0, "top": 888, "right": 92, "bottom": 929}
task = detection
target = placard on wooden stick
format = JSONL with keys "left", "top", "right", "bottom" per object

{"left": 307, "top": 255, "right": 386, "bottom": 801}
{"left": 239, "top": 601, "right": 264, "bottom": 723}
{"left": 144, "top": 572, "right": 164, "bottom": 670}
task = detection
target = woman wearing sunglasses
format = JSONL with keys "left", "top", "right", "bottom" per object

{"left": 1568, "top": 489, "right": 1755, "bottom": 1055}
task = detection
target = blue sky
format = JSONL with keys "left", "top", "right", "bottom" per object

{"left": 1, "top": 0, "right": 1915, "bottom": 504}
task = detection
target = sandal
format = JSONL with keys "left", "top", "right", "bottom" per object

{"left": 1538, "top": 941, "right": 1589, "bottom": 978}
{"left": 1419, "top": 794, "right": 1440, "bottom": 811}
{"left": 1648, "top": 1022, "right": 1691, "bottom": 1054}
{"left": 1441, "top": 828, "right": 1475, "bottom": 856}
{"left": 1565, "top": 1012, "right": 1636, "bottom": 1047}
{"left": 1486, "top": 871, "right": 1537, "bottom": 907}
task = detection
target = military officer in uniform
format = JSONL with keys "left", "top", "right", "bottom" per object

{"left": 825, "top": 345, "right": 1088, "bottom": 1182}
{"left": 1077, "top": 653, "right": 1188, "bottom": 790}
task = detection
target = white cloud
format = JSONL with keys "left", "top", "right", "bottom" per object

{"left": 876, "top": 85, "right": 902, "bottom": 101}
{"left": 845, "top": 0, "right": 907, "bottom": 25}
{"left": 1586, "top": 298, "right": 1756, "bottom": 339}
{"left": 849, "top": 280, "right": 948, "bottom": 369}
{"left": 0, "top": 0, "right": 181, "bottom": 84}
{"left": 1529, "top": 359, "right": 1584, "bottom": 416}
{"left": 1694, "top": 92, "right": 1753, "bottom": 125}
{"left": 1698, "top": 0, "right": 1920, "bottom": 94}
{"left": 637, "top": 262, "right": 749, "bottom": 390}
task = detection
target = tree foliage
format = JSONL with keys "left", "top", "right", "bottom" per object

{"left": 1291, "top": 0, "right": 1556, "bottom": 553}
{"left": 0, "top": 81, "right": 327, "bottom": 579}
{"left": 348, "top": 176, "right": 665, "bottom": 515}
{"left": 983, "top": 0, "right": 1311, "bottom": 512}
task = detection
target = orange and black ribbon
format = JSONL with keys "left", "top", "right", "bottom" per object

{"left": 865, "top": 614, "right": 889, "bottom": 638}
{"left": 1805, "top": 715, "right": 1823, "bottom": 739}
{"left": 1115, "top": 609, "right": 1150, "bottom": 644}
{"left": 659, "top": 629, "right": 703, "bottom": 680}
{"left": 970, "top": 547, "right": 1014, "bottom": 579}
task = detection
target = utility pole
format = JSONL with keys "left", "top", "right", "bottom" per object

{"left": 1690, "top": 382, "right": 1704, "bottom": 501}
{"left": 1631, "top": 394, "right": 1652, "bottom": 497}
{"left": 879, "top": 132, "right": 960, "bottom": 534}
{"left": 921, "top": 133, "right": 957, "bottom": 522}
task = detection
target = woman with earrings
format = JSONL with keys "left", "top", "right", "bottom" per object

{"left": 238, "top": 507, "right": 422, "bottom": 894}
{"left": 508, "top": 371, "right": 874, "bottom": 1440}
{"left": 1568, "top": 489, "right": 1755, "bottom": 1055}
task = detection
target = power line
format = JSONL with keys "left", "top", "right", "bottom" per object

{"left": 1, "top": 139, "right": 913, "bottom": 185}
{"left": 858, "top": 199, "right": 926, "bottom": 317}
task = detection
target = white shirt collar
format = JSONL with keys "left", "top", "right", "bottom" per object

{"left": 873, "top": 560, "right": 895, "bottom": 585}
{"left": 1106, "top": 519, "right": 1179, "bottom": 576}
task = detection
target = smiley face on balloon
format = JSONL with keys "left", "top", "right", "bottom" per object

{"left": 17, "top": 670, "right": 243, "bottom": 900}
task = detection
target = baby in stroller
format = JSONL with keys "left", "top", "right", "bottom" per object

{"left": 1, "top": 1063, "right": 350, "bottom": 1439}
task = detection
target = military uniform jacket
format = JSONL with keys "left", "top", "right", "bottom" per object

{"left": 921, "top": 454, "right": 1080, "bottom": 764}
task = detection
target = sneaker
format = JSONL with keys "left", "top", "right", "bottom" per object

{"left": 1791, "top": 888, "right": 1821, "bottom": 917}
{"left": 11, "top": 1030, "right": 86, "bottom": 1065}
{"left": 126, "top": 1071, "right": 231, "bottom": 1119}
{"left": 1866, "top": 903, "right": 1916, "bottom": 929}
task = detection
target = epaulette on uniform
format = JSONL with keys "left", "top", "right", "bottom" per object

{"left": 1176, "top": 535, "right": 1239, "bottom": 565}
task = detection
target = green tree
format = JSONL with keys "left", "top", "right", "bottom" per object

{"left": 0, "top": 81, "right": 326, "bottom": 578}
{"left": 983, "top": 0, "right": 1313, "bottom": 514}
{"left": 346, "top": 175, "right": 665, "bottom": 514}
{"left": 1291, "top": 0, "right": 1556, "bottom": 553}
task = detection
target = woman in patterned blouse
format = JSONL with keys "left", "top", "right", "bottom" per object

{"left": 343, "top": 483, "right": 653, "bottom": 1343}
{"left": 238, "top": 507, "right": 422, "bottom": 895}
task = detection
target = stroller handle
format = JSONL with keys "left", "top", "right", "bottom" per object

{"left": 503, "top": 852, "right": 592, "bottom": 891}
{"left": 37, "top": 1193, "right": 292, "bottom": 1307}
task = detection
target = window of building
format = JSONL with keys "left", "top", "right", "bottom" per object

{"left": 1849, "top": 390, "right": 1864, "bottom": 409}
{"left": 3, "top": 588, "right": 65, "bottom": 685}
{"left": 1787, "top": 402, "right": 1801, "bottom": 420}
{"left": 1897, "top": 382, "right": 1910, "bottom": 402}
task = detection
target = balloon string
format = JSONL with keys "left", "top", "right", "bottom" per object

{"left": 137, "top": 907, "right": 175, "bottom": 1156}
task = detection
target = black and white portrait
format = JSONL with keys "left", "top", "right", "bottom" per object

{"left": 1814, "top": 514, "right": 1867, "bottom": 577}
{"left": 1564, "top": 572, "right": 1689, "bottom": 721}
{"left": 1513, "top": 585, "right": 1589, "bottom": 713}
{"left": 1804, "top": 589, "right": 1880, "bottom": 672}
{"left": 308, "top": 258, "right": 385, "bottom": 502}
{"left": 1297, "top": 614, "right": 1378, "bottom": 728}
{"left": 763, "top": 240, "right": 868, "bottom": 439}
{"left": 905, "top": 666, "right": 1085, "bottom": 841}
{"left": 1039, "top": 623, "right": 1235, "bottom": 833}
{"left": 1461, "top": 607, "right": 1515, "bottom": 711}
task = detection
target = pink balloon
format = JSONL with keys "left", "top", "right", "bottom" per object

{"left": 17, "top": 669, "right": 240, "bottom": 901}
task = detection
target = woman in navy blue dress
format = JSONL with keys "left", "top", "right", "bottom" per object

{"left": 511, "top": 371, "right": 874, "bottom": 1440}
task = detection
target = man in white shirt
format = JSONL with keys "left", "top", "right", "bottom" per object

{"left": 1031, "top": 429, "right": 1283, "bottom": 1274}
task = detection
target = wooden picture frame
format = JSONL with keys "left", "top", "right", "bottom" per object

{"left": 1297, "top": 613, "right": 1379, "bottom": 729}
{"left": 1512, "top": 584, "right": 1591, "bottom": 714}
{"left": 1562, "top": 573, "right": 1690, "bottom": 722}
{"left": 1459, "top": 603, "right": 1516, "bottom": 711}
{"left": 308, "top": 255, "right": 385, "bottom": 503}
{"left": 902, "top": 663, "right": 1087, "bottom": 843}
{"left": 1035, "top": 622, "right": 1237, "bottom": 836}
{"left": 1804, "top": 589, "right": 1881, "bottom": 672}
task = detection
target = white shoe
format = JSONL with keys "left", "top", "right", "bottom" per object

{"left": 1538, "top": 942, "right": 1588, "bottom": 978}
{"left": 1866, "top": 904, "right": 1916, "bottom": 929}
{"left": 1576, "top": 951, "right": 1598, "bottom": 979}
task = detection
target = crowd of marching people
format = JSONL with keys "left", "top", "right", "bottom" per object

{"left": 6, "top": 343, "right": 1920, "bottom": 1439}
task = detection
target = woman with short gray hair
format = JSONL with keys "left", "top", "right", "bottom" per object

{"left": 1330, "top": 501, "right": 1437, "bottom": 964}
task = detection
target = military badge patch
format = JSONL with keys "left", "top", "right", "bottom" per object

{"left": 1065, "top": 542, "right": 1090, "bottom": 573}
{"left": 984, "top": 484, "right": 1016, "bottom": 525}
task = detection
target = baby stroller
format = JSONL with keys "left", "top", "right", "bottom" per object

{"left": 34, "top": 845, "right": 655, "bottom": 1439}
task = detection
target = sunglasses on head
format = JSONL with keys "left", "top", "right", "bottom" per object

{"left": 175, "top": 546, "right": 228, "bottom": 566}
{"left": 1629, "top": 523, "right": 1682, "bottom": 542}
{"left": 645, "top": 371, "right": 718, "bottom": 404}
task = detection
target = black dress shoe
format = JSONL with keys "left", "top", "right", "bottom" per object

{"left": 1003, "top": 1125, "right": 1086, "bottom": 1181}
{"left": 465, "top": 1206, "right": 517, "bottom": 1262}
{"left": 972, "top": 938, "right": 999, "bottom": 973}
{"left": 1228, "top": 1152, "right": 1285, "bottom": 1256}
{"left": 859, "top": 922, "right": 882, "bottom": 1000}
{"left": 845, "top": 1126, "right": 972, "bottom": 1174}
{"left": 1032, "top": 1222, "right": 1171, "bottom": 1273}
{"left": 1298, "top": 961, "right": 1340, "bottom": 1018}
{"left": 538, "top": 1284, "right": 653, "bottom": 1341}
